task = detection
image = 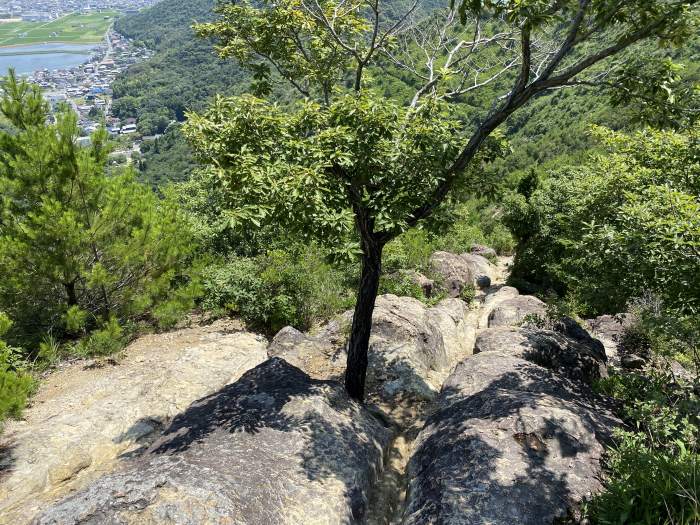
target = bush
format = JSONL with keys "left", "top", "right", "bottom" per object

{"left": 201, "top": 246, "right": 355, "bottom": 333}
{"left": 590, "top": 369, "right": 699, "bottom": 524}
{"left": 588, "top": 305, "right": 699, "bottom": 524}
{"left": 504, "top": 125, "right": 700, "bottom": 315}
{"left": 0, "top": 313, "right": 35, "bottom": 426}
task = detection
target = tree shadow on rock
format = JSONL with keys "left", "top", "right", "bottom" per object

{"left": 405, "top": 358, "right": 619, "bottom": 525}
{"left": 117, "top": 357, "right": 392, "bottom": 522}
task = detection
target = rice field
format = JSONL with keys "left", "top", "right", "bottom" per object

{"left": 0, "top": 12, "right": 118, "bottom": 47}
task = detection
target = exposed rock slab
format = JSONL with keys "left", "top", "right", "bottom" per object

{"left": 0, "top": 321, "right": 268, "bottom": 524}
{"left": 271, "top": 295, "right": 477, "bottom": 402}
{"left": 487, "top": 294, "right": 547, "bottom": 328}
{"left": 474, "top": 326, "right": 607, "bottom": 384}
{"left": 32, "top": 358, "right": 392, "bottom": 525}
{"left": 404, "top": 350, "right": 620, "bottom": 525}
{"left": 429, "top": 251, "right": 497, "bottom": 297}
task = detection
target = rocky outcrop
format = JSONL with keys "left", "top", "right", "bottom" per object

{"left": 474, "top": 325, "right": 607, "bottom": 384}
{"left": 404, "top": 328, "right": 619, "bottom": 525}
{"left": 268, "top": 325, "right": 345, "bottom": 381}
{"left": 487, "top": 294, "right": 547, "bottom": 327}
{"left": 470, "top": 244, "right": 497, "bottom": 260}
{"left": 270, "top": 294, "right": 477, "bottom": 402}
{"left": 0, "top": 321, "right": 268, "bottom": 524}
{"left": 586, "top": 314, "right": 633, "bottom": 365}
{"left": 429, "top": 251, "right": 497, "bottom": 296}
{"left": 33, "top": 358, "right": 391, "bottom": 525}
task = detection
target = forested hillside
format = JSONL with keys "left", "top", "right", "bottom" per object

{"left": 112, "top": 0, "right": 248, "bottom": 184}
{"left": 1, "top": 1, "right": 698, "bottom": 523}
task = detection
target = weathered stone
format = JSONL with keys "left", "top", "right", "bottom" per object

{"left": 268, "top": 326, "right": 345, "bottom": 381}
{"left": 0, "top": 322, "right": 268, "bottom": 524}
{"left": 487, "top": 294, "right": 547, "bottom": 327}
{"left": 460, "top": 253, "right": 497, "bottom": 290}
{"left": 586, "top": 314, "right": 633, "bottom": 365}
{"left": 272, "top": 295, "right": 478, "bottom": 403}
{"left": 474, "top": 326, "right": 608, "bottom": 385}
{"left": 429, "top": 251, "right": 497, "bottom": 297}
{"left": 404, "top": 352, "right": 620, "bottom": 525}
{"left": 32, "top": 358, "right": 392, "bottom": 525}
{"left": 470, "top": 244, "right": 497, "bottom": 259}
{"left": 621, "top": 353, "right": 647, "bottom": 369}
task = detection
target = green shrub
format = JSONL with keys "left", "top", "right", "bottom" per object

{"left": 71, "top": 317, "right": 127, "bottom": 357}
{"left": 379, "top": 272, "right": 425, "bottom": 301}
{"left": 0, "top": 313, "right": 35, "bottom": 425}
{"left": 590, "top": 369, "right": 699, "bottom": 524}
{"left": 505, "top": 126, "right": 700, "bottom": 315}
{"left": 201, "top": 246, "right": 354, "bottom": 333}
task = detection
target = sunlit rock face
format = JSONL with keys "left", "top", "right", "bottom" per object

{"left": 32, "top": 358, "right": 392, "bottom": 525}
{"left": 404, "top": 327, "right": 619, "bottom": 525}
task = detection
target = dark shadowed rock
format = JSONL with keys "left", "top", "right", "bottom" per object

{"left": 474, "top": 326, "right": 607, "bottom": 384}
{"left": 621, "top": 353, "right": 647, "bottom": 369}
{"left": 404, "top": 352, "right": 620, "bottom": 525}
{"left": 33, "top": 358, "right": 392, "bottom": 525}
{"left": 487, "top": 294, "right": 547, "bottom": 327}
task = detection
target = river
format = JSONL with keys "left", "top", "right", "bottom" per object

{"left": 0, "top": 43, "right": 98, "bottom": 75}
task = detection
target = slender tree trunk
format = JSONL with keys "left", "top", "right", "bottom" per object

{"left": 345, "top": 237, "right": 383, "bottom": 402}
{"left": 64, "top": 280, "right": 78, "bottom": 307}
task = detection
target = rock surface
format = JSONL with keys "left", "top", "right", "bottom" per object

{"left": 32, "top": 358, "right": 392, "bottom": 525}
{"left": 429, "top": 251, "right": 497, "bottom": 297}
{"left": 586, "top": 314, "right": 633, "bottom": 365}
{"left": 0, "top": 320, "right": 268, "bottom": 524}
{"left": 404, "top": 343, "right": 619, "bottom": 524}
{"left": 271, "top": 294, "right": 478, "bottom": 402}
{"left": 487, "top": 294, "right": 547, "bottom": 327}
{"left": 475, "top": 325, "right": 608, "bottom": 384}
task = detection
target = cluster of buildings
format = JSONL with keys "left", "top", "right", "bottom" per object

{"left": 31, "top": 31, "right": 151, "bottom": 137}
{"left": 0, "top": 0, "right": 159, "bottom": 20}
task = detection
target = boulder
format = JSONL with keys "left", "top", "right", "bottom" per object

{"left": 32, "top": 358, "right": 392, "bottom": 525}
{"left": 470, "top": 244, "right": 497, "bottom": 260}
{"left": 586, "top": 314, "right": 633, "bottom": 365}
{"left": 474, "top": 326, "right": 607, "bottom": 384}
{"left": 404, "top": 351, "right": 620, "bottom": 525}
{"left": 366, "top": 295, "right": 453, "bottom": 401}
{"left": 271, "top": 295, "right": 477, "bottom": 402}
{"left": 621, "top": 353, "right": 647, "bottom": 370}
{"left": 429, "top": 251, "right": 497, "bottom": 297}
{"left": 0, "top": 324, "right": 268, "bottom": 523}
{"left": 268, "top": 326, "right": 345, "bottom": 381}
{"left": 487, "top": 294, "right": 547, "bottom": 327}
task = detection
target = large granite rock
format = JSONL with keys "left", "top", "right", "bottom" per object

{"left": 586, "top": 314, "right": 633, "bottom": 365}
{"left": 474, "top": 325, "right": 607, "bottom": 384}
{"left": 271, "top": 295, "right": 477, "bottom": 402}
{"left": 0, "top": 322, "right": 268, "bottom": 524}
{"left": 268, "top": 326, "right": 345, "bottom": 381}
{"left": 429, "top": 251, "right": 497, "bottom": 296}
{"left": 487, "top": 294, "right": 547, "bottom": 327}
{"left": 32, "top": 358, "right": 392, "bottom": 525}
{"left": 404, "top": 350, "right": 620, "bottom": 525}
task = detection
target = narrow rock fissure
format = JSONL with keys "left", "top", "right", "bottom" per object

{"left": 366, "top": 258, "right": 512, "bottom": 524}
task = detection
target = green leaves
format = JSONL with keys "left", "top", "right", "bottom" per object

{"left": 184, "top": 91, "right": 467, "bottom": 243}
{"left": 0, "top": 74, "right": 198, "bottom": 346}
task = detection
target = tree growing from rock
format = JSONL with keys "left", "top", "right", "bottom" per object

{"left": 186, "top": 0, "right": 698, "bottom": 400}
